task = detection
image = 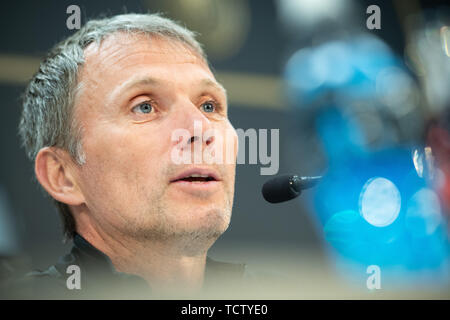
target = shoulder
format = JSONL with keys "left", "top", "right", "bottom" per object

{"left": 2, "top": 265, "right": 71, "bottom": 299}
{"left": 2, "top": 252, "right": 85, "bottom": 299}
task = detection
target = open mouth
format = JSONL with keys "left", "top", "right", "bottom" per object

{"left": 174, "top": 174, "right": 216, "bottom": 183}
{"left": 170, "top": 169, "right": 220, "bottom": 185}
{"left": 170, "top": 169, "right": 221, "bottom": 194}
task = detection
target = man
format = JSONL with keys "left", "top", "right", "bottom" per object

{"left": 12, "top": 13, "right": 245, "bottom": 299}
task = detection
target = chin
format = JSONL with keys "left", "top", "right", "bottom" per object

{"left": 189, "top": 208, "right": 231, "bottom": 233}
{"left": 181, "top": 205, "right": 231, "bottom": 235}
{"left": 131, "top": 200, "right": 232, "bottom": 244}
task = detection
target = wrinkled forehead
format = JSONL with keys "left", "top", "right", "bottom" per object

{"left": 81, "top": 31, "right": 209, "bottom": 74}
{"left": 74, "top": 31, "right": 215, "bottom": 101}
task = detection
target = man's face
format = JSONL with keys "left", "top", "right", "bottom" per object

{"left": 72, "top": 33, "right": 237, "bottom": 248}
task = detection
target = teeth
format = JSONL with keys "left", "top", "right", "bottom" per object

{"left": 188, "top": 174, "right": 209, "bottom": 178}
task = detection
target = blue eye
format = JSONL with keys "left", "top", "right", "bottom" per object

{"left": 202, "top": 102, "right": 215, "bottom": 113}
{"left": 133, "top": 102, "right": 153, "bottom": 114}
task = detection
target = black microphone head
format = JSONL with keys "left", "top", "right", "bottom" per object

{"left": 262, "top": 175, "right": 300, "bottom": 203}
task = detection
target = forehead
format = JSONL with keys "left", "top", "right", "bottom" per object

{"left": 77, "top": 32, "right": 214, "bottom": 92}
{"left": 85, "top": 31, "right": 206, "bottom": 65}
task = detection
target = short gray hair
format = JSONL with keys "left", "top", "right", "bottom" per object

{"left": 18, "top": 13, "right": 207, "bottom": 240}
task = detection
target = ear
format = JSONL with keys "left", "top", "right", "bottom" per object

{"left": 34, "top": 147, "right": 85, "bottom": 206}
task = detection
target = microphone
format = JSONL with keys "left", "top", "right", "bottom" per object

{"left": 262, "top": 175, "right": 322, "bottom": 203}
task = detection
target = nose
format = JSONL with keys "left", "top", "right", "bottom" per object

{"left": 172, "top": 100, "right": 215, "bottom": 151}
{"left": 187, "top": 135, "right": 214, "bottom": 146}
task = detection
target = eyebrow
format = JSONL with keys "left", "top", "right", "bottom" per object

{"left": 118, "top": 76, "right": 227, "bottom": 97}
{"left": 120, "top": 77, "right": 162, "bottom": 93}
{"left": 199, "top": 78, "right": 227, "bottom": 97}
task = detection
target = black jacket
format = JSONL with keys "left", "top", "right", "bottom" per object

{"left": 3, "top": 234, "right": 247, "bottom": 299}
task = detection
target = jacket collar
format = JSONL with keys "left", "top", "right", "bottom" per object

{"left": 67, "top": 233, "right": 246, "bottom": 288}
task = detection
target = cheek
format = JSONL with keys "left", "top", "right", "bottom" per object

{"left": 221, "top": 124, "right": 238, "bottom": 183}
{"left": 218, "top": 122, "right": 239, "bottom": 162}
{"left": 227, "top": 122, "right": 239, "bottom": 157}
{"left": 79, "top": 128, "right": 166, "bottom": 200}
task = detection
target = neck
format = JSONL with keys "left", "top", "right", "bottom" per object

{"left": 76, "top": 217, "right": 209, "bottom": 296}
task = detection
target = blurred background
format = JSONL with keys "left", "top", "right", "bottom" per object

{"left": 0, "top": 0, "right": 449, "bottom": 298}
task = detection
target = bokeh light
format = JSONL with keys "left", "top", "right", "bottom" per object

{"left": 406, "top": 188, "right": 442, "bottom": 237}
{"left": 359, "top": 177, "right": 401, "bottom": 227}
